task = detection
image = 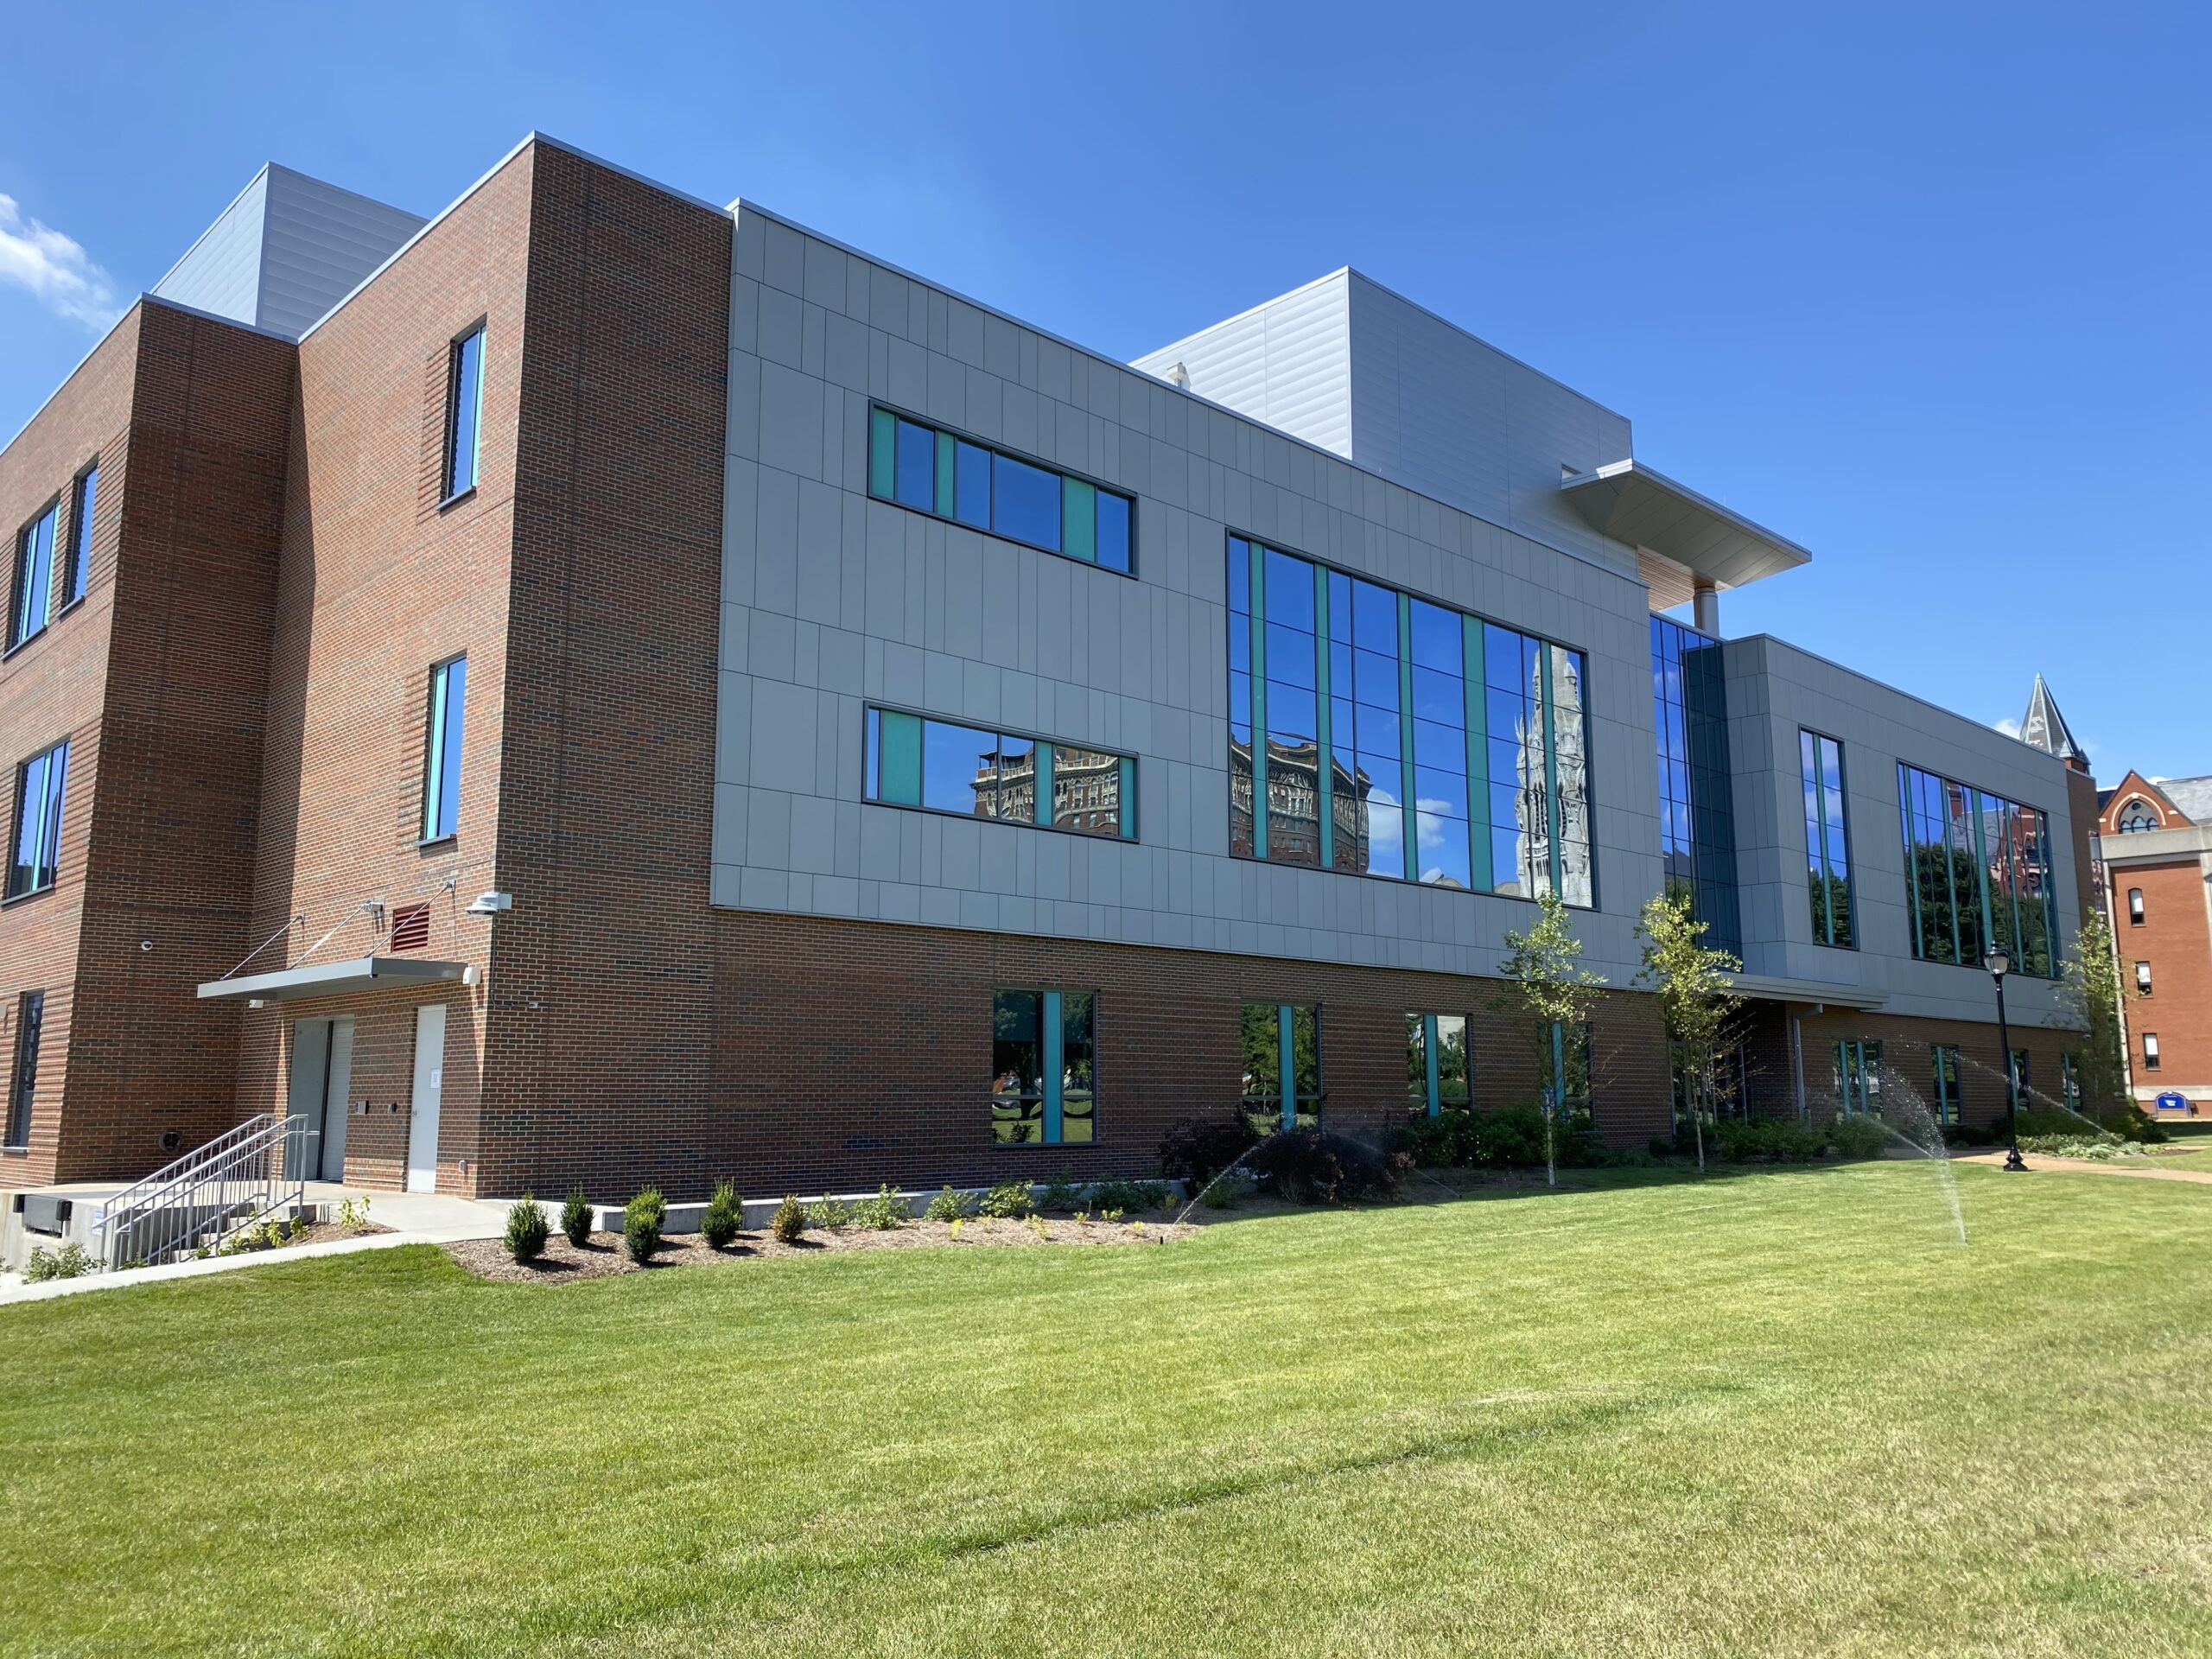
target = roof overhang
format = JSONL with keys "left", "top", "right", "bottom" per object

{"left": 197, "top": 957, "right": 470, "bottom": 1003}
{"left": 1561, "top": 461, "right": 1811, "bottom": 591}
{"left": 1728, "top": 972, "right": 1886, "bottom": 1011}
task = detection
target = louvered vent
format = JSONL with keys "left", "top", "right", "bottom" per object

{"left": 389, "top": 902, "right": 431, "bottom": 952}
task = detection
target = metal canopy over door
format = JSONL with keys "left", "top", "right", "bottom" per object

{"left": 405, "top": 1004, "right": 446, "bottom": 1193}
{"left": 284, "top": 1016, "right": 355, "bottom": 1182}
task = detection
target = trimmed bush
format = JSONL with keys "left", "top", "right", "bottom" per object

{"left": 978, "top": 1180, "right": 1034, "bottom": 1219}
{"left": 623, "top": 1187, "right": 666, "bottom": 1264}
{"left": 561, "top": 1186, "right": 592, "bottom": 1247}
{"left": 2019, "top": 1133, "right": 2145, "bottom": 1161}
{"left": 1158, "top": 1113, "right": 1261, "bottom": 1188}
{"left": 701, "top": 1180, "right": 744, "bottom": 1249}
{"left": 853, "top": 1183, "right": 908, "bottom": 1230}
{"left": 1826, "top": 1115, "right": 1892, "bottom": 1160}
{"left": 1039, "top": 1169, "right": 1084, "bottom": 1211}
{"left": 1089, "top": 1178, "right": 1169, "bottom": 1214}
{"left": 770, "top": 1193, "right": 806, "bottom": 1243}
{"left": 1714, "top": 1118, "right": 1825, "bottom": 1163}
{"left": 1245, "top": 1128, "right": 1400, "bottom": 1205}
{"left": 505, "top": 1194, "right": 551, "bottom": 1262}
{"left": 924, "top": 1185, "right": 972, "bottom": 1223}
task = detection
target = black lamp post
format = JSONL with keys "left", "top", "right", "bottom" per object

{"left": 1986, "top": 945, "right": 2027, "bottom": 1172}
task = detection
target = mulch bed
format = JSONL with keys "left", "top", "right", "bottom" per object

{"left": 442, "top": 1213, "right": 1200, "bottom": 1285}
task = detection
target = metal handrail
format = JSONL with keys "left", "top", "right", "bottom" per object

{"left": 92, "top": 1116, "right": 315, "bottom": 1269}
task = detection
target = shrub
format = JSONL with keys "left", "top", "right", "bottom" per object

{"left": 623, "top": 1187, "right": 666, "bottom": 1264}
{"left": 1039, "top": 1169, "right": 1083, "bottom": 1211}
{"left": 1941, "top": 1121, "right": 2003, "bottom": 1149}
{"left": 2113, "top": 1106, "right": 2170, "bottom": 1144}
{"left": 1245, "top": 1128, "right": 1400, "bottom": 1205}
{"left": 1825, "top": 1115, "right": 1892, "bottom": 1160}
{"left": 2019, "top": 1134, "right": 2145, "bottom": 1161}
{"left": 977, "top": 1180, "right": 1034, "bottom": 1219}
{"left": 1159, "top": 1112, "right": 1262, "bottom": 1188}
{"left": 701, "top": 1180, "right": 744, "bottom": 1249}
{"left": 1404, "top": 1109, "right": 1471, "bottom": 1168}
{"left": 852, "top": 1183, "right": 908, "bottom": 1230}
{"left": 806, "top": 1194, "right": 855, "bottom": 1229}
{"left": 1715, "top": 1118, "right": 1825, "bottom": 1163}
{"left": 924, "top": 1185, "right": 972, "bottom": 1223}
{"left": 2012, "top": 1108, "right": 2113, "bottom": 1142}
{"left": 505, "top": 1195, "right": 551, "bottom": 1262}
{"left": 22, "top": 1242, "right": 93, "bottom": 1282}
{"left": 770, "top": 1193, "right": 806, "bottom": 1243}
{"left": 561, "top": 1186, "right": 592, "bottom": 1247}
{"left": 1090, "top": 1178, "right": 1169, "bottom": 1213}
{"left": 336, "top": 1194, "right": 374, "bottom": 1230}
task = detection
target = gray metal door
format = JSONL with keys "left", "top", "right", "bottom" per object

{"left": 285, "top": 1019, "right": 332, "bottom": 1181}
{"left": 319, "top": 1017, "right": 354, "bottom": 1181}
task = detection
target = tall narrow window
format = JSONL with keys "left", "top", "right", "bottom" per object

{"left": 1801, "top": 730, "right": 1853, "bottom": 946}
{"left": 10, "top": 502, "right": 58, "bottom": 649}
{"left": 2127, "top": 887, "right": 2145, "bottom": 924}
{"left": 63, "top": 463, "right": 97, "bottom": 608}
{"left": 6, "top": 990, "right": 41, "bottom": 1150}
{"left": 8, "top": 739, "right": 69, "bottom": 899}
{"left": 1240, "top": 1002, "right": 1321, "bottom": 1133}
{"left": 1930, "top": 1045, "right": 1961, "bottom": 1124}
{"left": 421, "top": 657, "right": 466, "bottom": 842}
{"left": 2142, "top": 1033, "right": 2160, "bottom": 1071}
{"left": 2009, "top": 1049, "right": 2031, "bottom": 1113}
{"left": 1407, "top": 1012, "right": 1471, "bottom": 1116}
{"left": 2061, "top": 1052, "right": 2082, "bottom": 1114}
{"left": 444, "top": 326, "right": 486, "bottom": 499}
{"left": 2136, "top": 961, "right": 2153, "bottom": 995}
{"left": 1834, "top": 1039, "right": 1884, "bottom": 1116}
{"left": 990, "top": 988, "right": 1096, "bottom": 1145}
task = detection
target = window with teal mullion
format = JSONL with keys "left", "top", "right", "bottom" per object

{"left": 1407, "top": 1013, "right": 1471, "bottom": 1116}
{"left": 868, "top": 405, "right": 1133, "bottom": 572}
{"left": 1313, "top": 563, "right": 1334, "bottom": 872}
{"left": 992, "top": 988, "right": 1097, "bottom": 1146}
{"left": 1897, "top": 762, "right": 2056, "bottom": 976}
{"left": 1800, "top": 730, "right": 1854, "bottom": 947}
{"left": 1540, "top": 643, "right": 1561, "bottom": 899}
{"left": 1462, "top": 614, "right": 1491, "bottom": 893}
{"left": 865, "top": 706, "right": 1134, "bottom": 839}
{"left": 1240, "top": 1001, "right": 1320, "bottom": 1132}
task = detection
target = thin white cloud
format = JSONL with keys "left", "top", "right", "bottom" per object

{"left": 0, "top": 193, "right": 120, "bottom": 332}
{"left": 1993, "top": 716, "right": 2023, "bottom": 740}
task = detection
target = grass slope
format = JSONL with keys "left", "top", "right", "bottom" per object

{"left": 4, "top": 1162, "right": 2210, "bottom": 1657}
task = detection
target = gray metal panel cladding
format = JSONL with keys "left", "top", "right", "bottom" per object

{"left": 151, "top": 169, "right": 270, "bottom": 328}
{"left": 254, "top": 167, "right": 427, "bottom": 340}
{"left": 1130, "top": 272, "right": 1354, "bottom": 459}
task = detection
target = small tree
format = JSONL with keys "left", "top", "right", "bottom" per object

{"left": 2057, "top": 906, "right": 2132, "bottom": 1116}
{"left": 1491, "top": 889, "right": 1607, "bottom": 1185}
{"left": 1635, "top": 890, "right": 1744, "bottom": 1172}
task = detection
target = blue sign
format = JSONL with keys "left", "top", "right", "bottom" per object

{"left": 2156, "top": 1091, "right": 2189, "bottom": 1114}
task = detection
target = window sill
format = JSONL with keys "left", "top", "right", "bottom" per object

{"left": 1, "top": 623, "right": 49, "bottom": 662}
{"left": 862, "top": 796, "right": 1135, "bottom": 845}
{"left": 1, "top": 881, "right": 56, "bottom": 909}
{"left": 416, "top": 835, "right": 458, "bottom": 852}
{"left": 436, "top": 486, "right": 478, "bottom": 513}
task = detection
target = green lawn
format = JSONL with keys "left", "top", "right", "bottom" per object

{"left": 5, "top": 1162, "right": 2212, "bottom": 1658}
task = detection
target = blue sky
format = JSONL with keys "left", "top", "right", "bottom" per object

{"left": 3, "top": 1, "right": 2204, "bottom": 779}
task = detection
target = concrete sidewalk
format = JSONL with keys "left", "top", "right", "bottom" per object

{"left": 0, "top": 1186, "right": 512, "bottom": 1307}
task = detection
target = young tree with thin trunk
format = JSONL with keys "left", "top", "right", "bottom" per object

{"left": 1635, "top": 890, "right": 1744, "bottom": 1172}
{"left": 1491, "top": 890, "right": 1606, "bottom": 1186}
{"left": 2057, "top": 905, "right": 2133, "bottom": 1117}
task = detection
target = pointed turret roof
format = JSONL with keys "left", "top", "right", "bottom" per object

{"left": 2018, "top": 675, "right": 2085, "bottom": 766}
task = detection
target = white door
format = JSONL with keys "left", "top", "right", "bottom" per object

{"left": 320, "top": 1017, "right": 354, "bottom": 1182}
{"left": 405, "top": 1004, "right": 447, "bottom": 1193}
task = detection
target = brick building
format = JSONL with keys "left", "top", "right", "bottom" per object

{"left": 2, "top": 135, "right": 2098, "bottom": 1205}
{"left": 2093, "top": 769, "right": 2212, "bottom": 1116}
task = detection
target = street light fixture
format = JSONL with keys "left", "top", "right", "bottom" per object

{"left": 1985, "top": 945, "right": 2027, "bottom": 1173}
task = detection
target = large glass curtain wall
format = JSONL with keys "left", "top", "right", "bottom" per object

{"left": 1897, "top": 764, "right": 2057, "bottom": 977}
{"left": 1230, "top": 536, "right": 1592, "bottom": 904}
{"left": 1649, "top": 617, "right": 1740, "bottom": 952}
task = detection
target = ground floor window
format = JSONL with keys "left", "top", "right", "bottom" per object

{"left": 1930, "top": 1045, "right": 1961, "bottom": 1124}
{"left": 1834, "top": 1039, "right": 1884, "bottom": 1116}
{"left": 6, "top": 989, "right": 42, "bottom": 1150}
{"left": 1406, "top": 1013, "right": 1471, "bottom": 1116}
{"left": 2061, "top": 1052, "right": 2082, "bottom": 1114}
{"left": 990, "top": 988, "right": 1096, "bottom": 1145}
{"left": 2009, "top": 1048, "right": 2031, "bottom": 1113}
{"left": 1669, "top": 1036, "right": 1748, "bottom": 1133}
{"left": 1242, "top": 1003, "right": 1321, "bottom": 1133}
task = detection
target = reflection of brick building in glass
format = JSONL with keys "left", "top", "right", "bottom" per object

{"left": 1513, "top": 654, "right": 1591, "bottom": 904}
{"left": 979, "top": 742, "right": 1125, "bottom": 835}
{"left": 1230, "top": 739, "right": 1372, "bottom": 872}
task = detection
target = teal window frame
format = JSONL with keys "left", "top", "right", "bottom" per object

{"left": 1240, "top": 1001, "right": 1322, "bottom": 1132}
{"left": 420, "top": 656, "right": 467, "bottom": 843}
{"left": 9, "top": 499, "right": 59, "bottom": 651}
{"left": 991, "top": 987, "right": 1097, "bottom": 1147}
{"left": 1930, "top": 1045, "right": 1961, "bottom": 1124}
{"left": 1228, "top": 531, "right": 1592, "bottom": 906}
{"left": 7, "top": 738, "right": 69, "bottom": 901}
{"left": 1834, "top": 1039, "right": 1884, "bottom": 1116}
{"left": 864, "top": 706, "right": 1138, "bottom": 841}
{"left": 1801, "top": 729, "right": 1855, "bottom": 948}
{"left": 443, "top": 324, "right": 486, "bottom": 502}
{"left": 867, "top": 404, "right": 1135, "bottom": 576}
{"left": 61, "top": 462, "right": 97, "bottom": 611}
{"left": 1897, "top": 762, "right": 2059, "bottom": 978}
